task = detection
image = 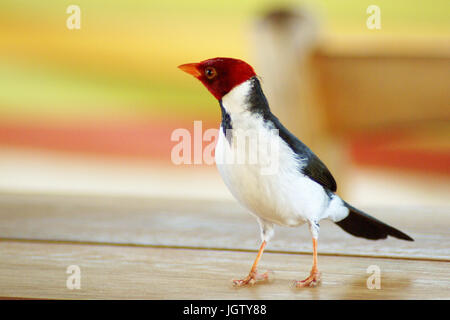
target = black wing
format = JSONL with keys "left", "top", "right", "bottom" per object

{"left": 247, "top": 77, "right": 337, "bottom": 192}
{"left": 269, "top": 115, "right": 337, "bottom": 192}
{"left": 302, "top": 150, "right": 337, "bottom": 192}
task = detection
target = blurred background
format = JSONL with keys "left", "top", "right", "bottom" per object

{"left": 0, "top": 0, "right": 449, "bottom": 207}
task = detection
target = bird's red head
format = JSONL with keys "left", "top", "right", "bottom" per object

{"left": 178, "top": 57, "right": 256, "bottom": 100}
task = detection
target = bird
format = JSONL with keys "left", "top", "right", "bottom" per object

{"left": 178, "top": 57, "right": 413, "bottom": 288}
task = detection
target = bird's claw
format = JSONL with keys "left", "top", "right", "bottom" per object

{"left": 293, "top": 271, "right": 321, "bottom": 288}
{"left": 232, "top": 270, "right": 272, "bottom": 287}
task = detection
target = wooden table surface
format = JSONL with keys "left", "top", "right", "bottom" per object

{"left": 0, "top": 193, "right": 448, "bottom": 299}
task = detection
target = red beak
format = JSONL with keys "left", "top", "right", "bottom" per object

{"left": 178, "top": 63, "right": 201, "bottom": 78}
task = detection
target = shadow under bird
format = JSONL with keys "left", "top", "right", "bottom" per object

{"left": 178, "top": 57, "right": 413, "bottom": 288}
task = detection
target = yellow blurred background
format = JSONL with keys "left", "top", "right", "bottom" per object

{"left": 0, "top": 0, "right": 449, "bottom": 206}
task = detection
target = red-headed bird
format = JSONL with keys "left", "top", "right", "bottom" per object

{"left": 179, "top": 57, "right": 413, "bottom": 288}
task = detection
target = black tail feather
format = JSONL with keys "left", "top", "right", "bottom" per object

{"left": 335, "top": 202, "right": 414, "bottom": 241}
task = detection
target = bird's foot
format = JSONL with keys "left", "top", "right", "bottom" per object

{"left": 232, "top": 270, "right": 272, "bottom": 287}
{"left": 293, "top": 270, "right": 321, "bottom": 288}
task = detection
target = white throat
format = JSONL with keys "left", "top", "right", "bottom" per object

{"left": 221, "top": 79, "right": 252, "bottom": 114}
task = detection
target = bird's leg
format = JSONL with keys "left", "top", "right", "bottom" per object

{"left": 232, "top": 240, "right": 270, "bottom": 287}
{"left": 294, "top": 238, "right": 321, "bottom": 288}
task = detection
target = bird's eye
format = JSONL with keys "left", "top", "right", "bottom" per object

{"left": 204, "top": 67, "right": 217, "bottom": 80}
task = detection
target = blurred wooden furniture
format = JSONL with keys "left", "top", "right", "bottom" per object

{"left": 0, "top": 193, "right": 448, "bottom": 299}
{"left": 252, "top": 9, "right": 449, "bottom": 193}
{"left": 312, "top": 40, "right": 450, "bottom": 176}
{"left": 313, "top": 46, "right": 450, "bottom": 133}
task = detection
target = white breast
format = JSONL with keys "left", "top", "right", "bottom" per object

{"left": 215, "top": 117, "right": 330, "bottom": 227}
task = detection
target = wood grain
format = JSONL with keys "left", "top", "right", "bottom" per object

{"left": 0, "top": 193, "right": 448, "bottom": 260}
{"left": 0, "top": 241, "right": 448, "bottom": 300}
